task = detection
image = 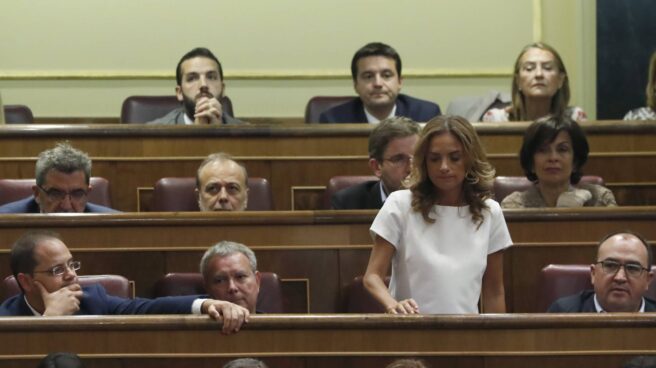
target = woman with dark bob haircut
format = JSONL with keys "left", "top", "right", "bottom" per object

{"left": 501, "top": 115, "right": 616, "bottom": 208}
{"left": 364, "top": 115, "right": 512, "bottom": 314}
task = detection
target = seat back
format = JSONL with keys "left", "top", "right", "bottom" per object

{"left": 0, "top": 177, "right": 113, "bottom": 207}
{"left": 493, "top": 175, "right": 605, "bottom": 203}
{"left": 153, "top": 272, "right": 284, "bottom": 313}
{"left": 1, "top": 274, "right": 133, "bottom": 302}
{"left": 344, "top": 275, "right": 390, "bottom": 313}
{"left": 120, "top": 95, "right": 234, "bottom": 124}
{"left": 304, "top": 96, "right": 354, "bottom": 123}
{"left": 323, "top": 175, "right": 378, "bottom": 209}
{"left": 4, "top": 105, "right": 34, "bottom": 124}
{"left": 151, "top": 177, "right": 273, "bottom": 211}
{"left": 536, "top": 264, "right": 656, "bottom": 312}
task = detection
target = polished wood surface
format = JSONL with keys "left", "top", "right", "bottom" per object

{"left": 0, "top": 314, "right": 654, "bottom": 368}
{"left": 1, "top": 153, "right": 655, "bottom": 211}
{"left": 0, "top": 208, "right": 653, "bottom": 313}
{"left": 1, "top": 121, "right": 655, "bottom": 155}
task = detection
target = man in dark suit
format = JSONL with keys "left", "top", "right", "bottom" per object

{"left": 319, "top": 42, "right": 440, "bottom": 124}
{"left": 548, "top": 231, "right": 656, "bottom": 312}
{"left": 0, "top": 143, "right": 118, "bottom": 214}
{"left": 0, "top": 231, "right": 249, "bottom": 334}
{"left": 148, "top": 47, "right": 242, "bottom": 125}
{"left": 331, "top": 117, "right": 419, "bottom": 209}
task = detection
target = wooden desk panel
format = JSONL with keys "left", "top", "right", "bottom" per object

{"left": 0, "top": 121, "right": 655, "bottom": 157}
{"left": 0, "top": 315, "right": 654, "bottom": 368}
{"left": 2, "top": 152, "right": 656, "bottom": 211}
{"left": 0, "top": 209, "right": 654, "bottom": 313}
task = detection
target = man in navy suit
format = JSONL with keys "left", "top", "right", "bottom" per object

{"left": 0, "top": 231, "right": 249, "bottom": 334}
{"left": 0, "top": 143, "right": 118, "bottom": 214}
{"left": 319, "top": 42, "right": 440, "bottom": 124}
{"left": 331, "top": 117, "right": 419, "bottom": 209}
{"left": 548, "top": 231, "right": 656, "bottom": 313}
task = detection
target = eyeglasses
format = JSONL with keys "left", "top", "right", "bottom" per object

{"left": 37, "top": 185, "right": 88, "bottom": 202}
{"left": 595, "top": 259, "right": 649, "bottom": 278}
{"left": 33, "top": 260, "right": 81, "bottom": 277}
{"left": 383, "top": 154, "right": 413, "bottom": 167}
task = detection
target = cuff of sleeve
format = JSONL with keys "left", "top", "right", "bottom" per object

{"left": 192, "top": 298, "right": 209, "bottom": 314}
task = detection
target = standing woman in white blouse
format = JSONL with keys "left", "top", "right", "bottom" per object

{"left": 483, "top": 42, "right": 586, "bottom": 123}
{"left": 364, "top": 115, "right": 512, "bottom": 314}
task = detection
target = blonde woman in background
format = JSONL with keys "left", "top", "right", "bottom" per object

{"left": 624, "top": 51, "right": 656, "bottom": 120}
{"left": 483, "top": 42, "right": 586, "bottom": 122}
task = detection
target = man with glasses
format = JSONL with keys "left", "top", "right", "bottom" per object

{"left": 331, "top": 117, "right": 419, "bottom": 209}
{"left": 548, "top": 231, "right": 655, "bottom": 312}
{"left": 0, "top": 142, "right": 118, "bottom": 214}
{"left": 0, "top": 231, "right": 249, "bottom": 334}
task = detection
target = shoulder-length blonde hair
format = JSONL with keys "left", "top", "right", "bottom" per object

{"left": 646, "top": 51, "right": 656, "bottom": 110}
{"left": 510, "top": 42, "right": 570, "bottom": 121}
{"left": 407, "top": 115, "right": 495, "bottom": 226}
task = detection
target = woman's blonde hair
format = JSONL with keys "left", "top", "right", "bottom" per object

{"left": 510, "top": 42, "right": 570, "bottom": 121}
{"left": 407, "top": 115, "right": 495, "bottom": 226}
{"left": 646, "top": 51, "right": 656, "bottom": 110}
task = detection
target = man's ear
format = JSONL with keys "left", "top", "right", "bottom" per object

{"left": 369, "top": 158, "right": 383, "bottom": 178}
{"left": 243, "top": 186, "right": 249, "bottom": 210}
{"left": 16, "top": 273, "right": 33, "bottom": 293}
{"left": 219, "top": 82, "right": 226, "bottom": 99}
{"left": 646, "top": 270, "right": 654, "bottom": 291}
{"left": 254, "top": 270, "right": 261, "bottom": 288}
{"left": 589, "top": 264, "right": 596, "bottom": 286}
{"left": 32, "top": 185, "right": 40, "bottom": 202}
{"left": 175, "top": 86, "right": 183, "bottom": 102}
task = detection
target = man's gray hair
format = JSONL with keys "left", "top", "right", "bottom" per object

{"left": 35, "top": 142, "right": 92, "bottom": 186}
{"left": 200, "top": 240, "right": 257, "bottom": 276}
{"left": 222, "top": 358, "right": 268, "bottom": 368}
{"left": 195, "top": 152, "right": 248, "bottom": 189}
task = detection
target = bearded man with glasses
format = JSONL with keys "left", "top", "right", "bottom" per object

{"left": 0, "top": 142, "right": 118, "bottom": 214}
{"left": 548, "top": 231, "right": 655, "bottom": 313}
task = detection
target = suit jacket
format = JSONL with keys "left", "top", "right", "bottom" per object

{"left": 147, "top": 107, "right": 243, "bottom": 125}
{"left": 318, "top": 94, "right": 441, "bottom": 123}
{"left": 0, "top": 197, "right": 119, "bottom": 214}
{"left": 331, "top": 180, "right": 384, "bottom": 210}
{"left": 0, "top": 284, "right": 197, "bottom": 316}
{"left": 547, "top": 289, "right": 656, "bottom": 313}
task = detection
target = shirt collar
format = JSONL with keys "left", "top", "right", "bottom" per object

{"left": 23, "top": 295, "right": 42, "bottom": 316}
{"left": 364, "top": 104, "right": 396, "bottom": 124}
{"left": 183, "top": 112, "right": 194, "bottom": 125}
{"left": 593, "top": 293, "right": 645, "bottom": 313}
{"left": 379, "top": 181, "right": 389, "bottom": 203}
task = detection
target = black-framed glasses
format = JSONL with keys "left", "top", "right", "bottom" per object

{"left": 595, "top": 259, "right": 649, "bottom": 278}
{"left": 33, "top": 260, "right": 81, "bottom": 277}
{"left": 383, "top": 154, "right": 413, "bottom": 167}
{"left": 37, "top": 185, "right": 88, "bottom": 202}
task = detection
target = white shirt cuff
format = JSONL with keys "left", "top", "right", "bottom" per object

{"left": 192, "top": 298, "right": 209, "bottom": 314}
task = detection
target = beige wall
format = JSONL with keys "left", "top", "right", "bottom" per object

{"left": 0, "top": 0, "right": 595, "bottom": 119}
